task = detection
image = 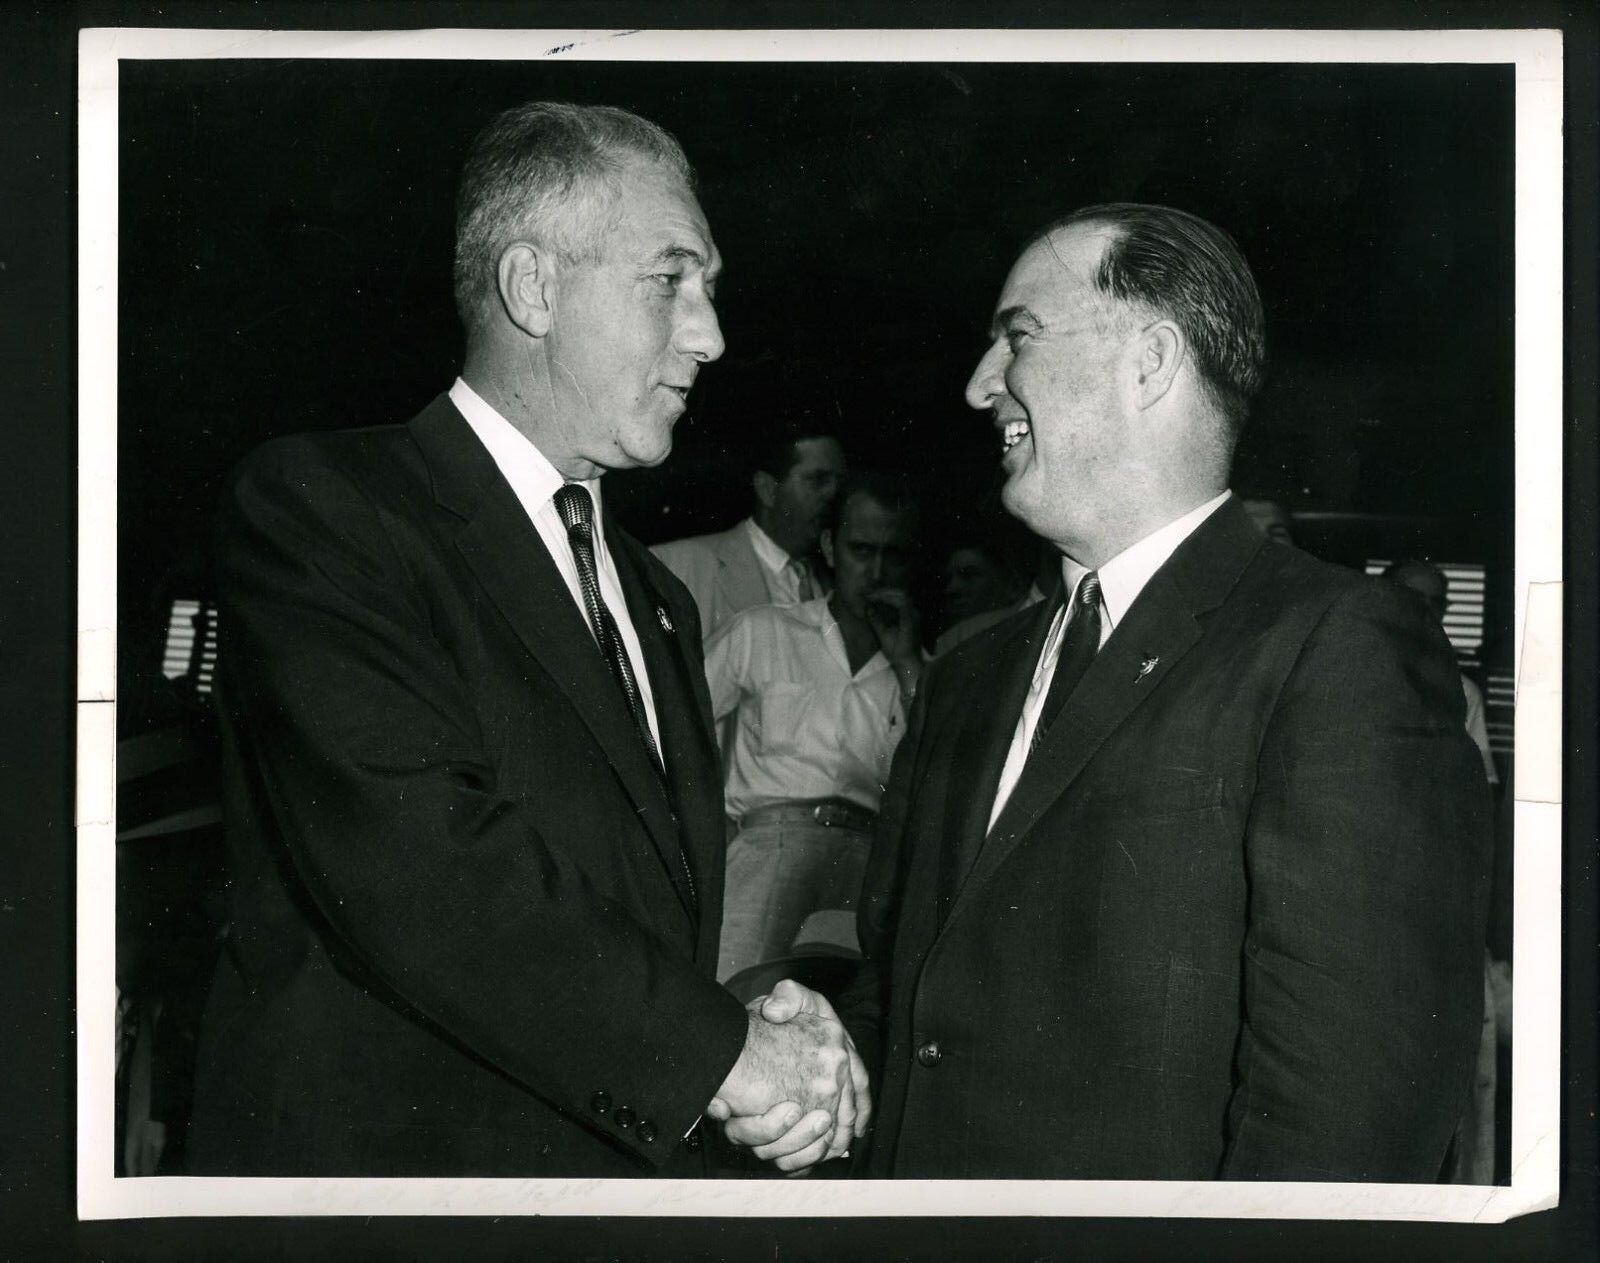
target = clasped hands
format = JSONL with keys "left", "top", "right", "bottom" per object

{"left": 707, "top": 979, "right": 871, "bottom": 1172}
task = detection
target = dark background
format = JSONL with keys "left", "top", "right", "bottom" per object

{"left": 116, "top": 56, "right": 1517, "bottom": 730}
{"left": 3, "top": 1, "right": 1595, "bottom": 1259}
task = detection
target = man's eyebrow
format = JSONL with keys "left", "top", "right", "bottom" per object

{"left": 645, "top": 244, "right": 708, "bottom": 270}
{"left": 644, "top": 243, "right": 724, "bottom": 289}
{"left": 990, "top": 304, "right": 1042, "bottom": 339}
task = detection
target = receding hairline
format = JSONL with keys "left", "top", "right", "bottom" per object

{"left": 997, "top": 222, "right": 1135, "bottom": 333}
{"left": 1026, "top": 217, "right": 1125, "bottom": 278}
{"left": 834, "top": 485, "right": 919, "bottom": 533}
{"left": 452, "top": 103, "right": 705, "bottom": 329}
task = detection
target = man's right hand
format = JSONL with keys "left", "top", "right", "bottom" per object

{"left": 709, "top": 1003, "right": 849, "bottom": 1142}
{"left": 707, "top": 980, "right": 871, "bottom": 1171}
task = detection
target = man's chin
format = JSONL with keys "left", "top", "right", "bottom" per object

{"left": 998, "top": 473, "right": 1034, "bottom": 524}
{"left": 619, "top": 431, "right": 676, "bottom": 470}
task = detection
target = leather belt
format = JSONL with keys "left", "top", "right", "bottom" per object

{"left": 739, "top": 797, "right": 878, "bottom": 834}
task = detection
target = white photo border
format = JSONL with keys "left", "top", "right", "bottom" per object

{"left": 76, "top": 24, "right": 1565, "bottom": 1222}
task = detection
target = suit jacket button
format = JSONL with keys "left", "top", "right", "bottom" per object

{"left": 916, "top": 1040, "right": 942, "bottom": 1067}
{"left": 615, "top": 1105, "right": 637, "bottom": 1130}
{"left": 590, "top": 1091, "right": 611, "bottom": 1115}
{"left": 637, "top": 1119, "right": 658, "bottom": 1144}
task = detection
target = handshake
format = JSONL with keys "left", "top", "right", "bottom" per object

{"left": 707, "top": 979, "right": 871, "bottom": 1173}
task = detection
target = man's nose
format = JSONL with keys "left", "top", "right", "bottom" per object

{"left": 678, "top": 291, "right": 725, "bottom": 363}
{"left": 964, "top": 342, "right": 1005, "bottom": 410}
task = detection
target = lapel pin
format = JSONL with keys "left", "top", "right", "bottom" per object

{"left": 1135, "top": 656, "right": 1160, "bottom": 683}
{"left": 656, "top": 606, "right": 675, "bottom": 635}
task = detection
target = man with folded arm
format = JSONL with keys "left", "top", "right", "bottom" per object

{"left": 704, "top": 473, "right": 923, "bottom": 985}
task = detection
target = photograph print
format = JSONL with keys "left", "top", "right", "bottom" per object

{"left": 81, "top": 27, "right": 1560, "bottom": 1220}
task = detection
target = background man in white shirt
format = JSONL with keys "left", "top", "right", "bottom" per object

{"left": 705, "top": 472, "right": 922, "bottom": 986}
{"left": 653, "top": 423, "right": 847, "bottom": 639}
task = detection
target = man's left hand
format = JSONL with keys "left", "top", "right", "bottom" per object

{"left": 709, "top": 979, "right": 872, "bottom": 1171}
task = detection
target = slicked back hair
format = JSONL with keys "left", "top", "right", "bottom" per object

{"left": 453, "top": 101, "right": 696, "bottom": 329}
{"left": 1029, "top": 203, "right": 1266, "bottom": 438}
{"left": 752, "top": 420, "right": 842, "bottom": 483}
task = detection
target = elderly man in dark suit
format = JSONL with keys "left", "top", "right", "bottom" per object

{"left": 733, "top": 203, "right": 1490, "bottom": 1180}
{"left": 187, "top": 101, "right": 867, "bottom": 1178}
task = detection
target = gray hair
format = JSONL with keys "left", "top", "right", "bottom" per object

{"left": 452, "top": 101, "right": 696, "bottom": 328}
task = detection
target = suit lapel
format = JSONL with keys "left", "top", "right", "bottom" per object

{"left": 408, "top": 400, "right": 690, "bottom": 913}
{"left": 938, "top": 592, "right": 1062, "bottom": 916}
{"left": 718, "top": 525, "right": 774, "bottom": 615}
{"left": 946, "top": 498, "right": 1266, "bottom": 926}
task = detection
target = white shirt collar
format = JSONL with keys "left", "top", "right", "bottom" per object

{"left": 743, "top": 517, "right": 794, "bottom": 575}
{"left": 785, "top": 595, "right": 892, "bottom": 678}
{"left": 1060, "top": 490, "right": 1232, "bottom": 630}
{"left": 449, "top": 377, "right": 608, "bottom": 546}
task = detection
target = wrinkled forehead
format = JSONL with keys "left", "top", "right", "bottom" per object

{"left": 607, "top": 158, "right": 722, "bottom": 273}
{"left": 995, "top": 223, "right": 1118, "bottom": 322}
{"left": 839, "top": 494, "right": 918, "bottom": 542}
{"left": 948, "top": 547, "right": 998, "bottom": 570}
{"left": 788, "top": 436, "right": 845, "bottom": 473}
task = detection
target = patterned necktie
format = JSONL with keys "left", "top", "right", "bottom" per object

{"left": 554, "top": 484, "right": 697, "bottom": 909}
{"left": 1035, "top": 571, "right": 1104, "bottom": 741}
{"left": 788, "top": 557, "right": 818, "bottom": 603}
{"left": 553, "top": 484, "right": 666, "bottom": 777}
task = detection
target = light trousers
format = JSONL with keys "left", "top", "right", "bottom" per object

{"left": 715, "top": 816, "right": 870, "bottom": 984}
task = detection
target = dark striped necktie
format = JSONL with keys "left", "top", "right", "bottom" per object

{"left": 553, "top": 484, "right": 666, "bottom": 776}
{"left": 1035, "top": 570, "right": 1104, "bottom": 740}
{"left": 554, "top": 483, "right": 697, "bottom": 908}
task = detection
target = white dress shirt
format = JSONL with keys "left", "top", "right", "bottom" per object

{"left": 743, "top": 517, "right": 817, "bottom": 604}
{"left": 449, "top": 378, "right": 661, "bottom": 749}
{"left": 987, "top": 491, "right": 1231, "bottom": 830}
{"left": 704, "top": 597, "right": 907, "bottom": 819}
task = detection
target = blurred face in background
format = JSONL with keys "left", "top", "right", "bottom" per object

{"left": 1389, "top": 561, "right": 1449, "bottom": 624}
{"left": 755, "top": 436, "right": 847, "bottom": 557}
{"left": 822, "top": 491, "right": 918, "bottom": 622}
{"left": 943, "top": 546, "right": 1018, "bottom": 625}
{"left": 1241, "top": 498, "right": 1295, "bottom": 546}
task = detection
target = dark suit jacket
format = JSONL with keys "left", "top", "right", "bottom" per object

{"left": 847, "top": 497, "right": 1492, "bottom": 1180}
{"left": 187, "top": 395, "right": 748, "bottom": 1177}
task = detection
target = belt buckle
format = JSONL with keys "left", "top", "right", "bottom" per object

{"left": 813, "top": 801, "right": 841, "bottom": 828}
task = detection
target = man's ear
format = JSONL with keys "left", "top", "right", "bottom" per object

{"left": 819, "top": 528, "right": 836, "bottom": 570}
{"left": 753, "top": 470, "right": 778, "bottom": 512}
{"left": 1133, "top": 320, "right": 1184, "bottom": 411}
{"left": 497, "top": 242, "right": 554, "bottom": 338}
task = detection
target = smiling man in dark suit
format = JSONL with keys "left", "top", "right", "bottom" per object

{"left": 187, "top": 102, "right": 867, "bottom": 1178}
{"left": 761, "top": 204, "right": 1490, "bottom": 1180}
